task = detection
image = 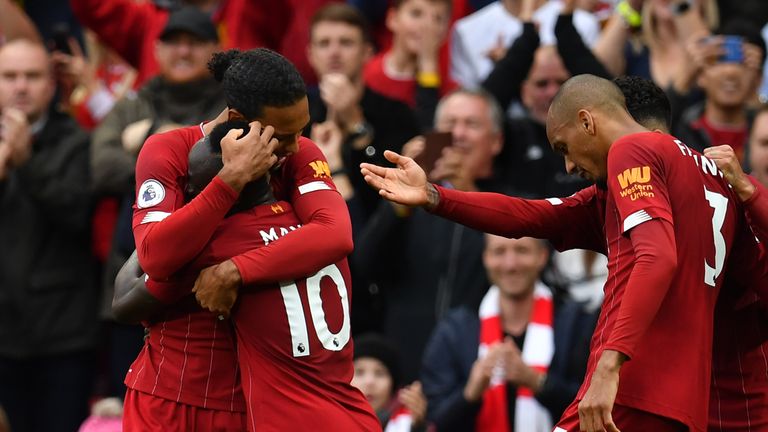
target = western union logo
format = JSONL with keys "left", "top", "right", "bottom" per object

{"left": 309, "top": 160, "right": 331, "bottom": 178}
{"left": 617, "top": 166, "right": 651, "bottom": 189}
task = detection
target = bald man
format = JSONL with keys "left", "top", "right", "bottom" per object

{"left": 361, "top": 74, "right": 766, "bottom": 432}
{"left": 0, "top": 39, "right": 96, "bottom": 432}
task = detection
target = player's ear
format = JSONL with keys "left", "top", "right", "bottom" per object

{"left": 577, "top": 109, "right": 595, "bottom": 135}
{"left": 228, "top": 109, "right": 245, "bottom": 121}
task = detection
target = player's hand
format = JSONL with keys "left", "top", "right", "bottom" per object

{"left": 192, "top": 260, "right": 242, "bottom": 318}
{"left": 578, "top": 351, "right": 622, "bottom": 432}
{"left": 704, "top": 145, "right": 755, "bottom": 202}
{"left": 218, "top": 121, "right": 279, "bottom": 192}
{"left": 398, "top": 381, "right": 427, "bottom": 426}
{"left": 360, "top": 150, "right": 433, "bottom": 207}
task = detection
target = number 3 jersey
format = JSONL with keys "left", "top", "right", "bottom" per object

{"left": 433, "top": 132, "right": 766, "bottom": 432}
{"left": 583, "top": 132, "right": 758, "bottom": 432}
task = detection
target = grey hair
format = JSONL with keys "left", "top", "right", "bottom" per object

{"left": 434, "top": 87, "right": 504, "bottom": 134}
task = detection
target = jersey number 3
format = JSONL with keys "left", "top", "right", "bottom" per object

{"left": 280, "top": 264, "right": 351, "bottom": 357}
{"left": 704, "top": 188, "right": 728, "bottom": 287}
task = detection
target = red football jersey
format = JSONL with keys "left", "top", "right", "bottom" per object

{"left": 132, "top": 125, "right": 351, "bottom": 286}
{"left": 125, "top": 201, "right": 300, "bottom": 412}
{"left": 578, "top": 132, "right": 749, "bottom": 431}
{"left": 710, "top": 284, "right": 768, "bottom": 432}
{"left": 433, "top": 132, "right": 763, "bottom": 431}
{"left": 233, "top": 260, "right": 380, "bottom": 431}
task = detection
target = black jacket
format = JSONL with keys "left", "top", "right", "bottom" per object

{"left": 421, "top": 298, "right": 598, "bottom": 431}
{"left": 0, "top": 111, "right": 98, "bottom": 358}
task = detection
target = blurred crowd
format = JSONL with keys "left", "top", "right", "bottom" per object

{"left": 0, "top": 0, "right": 766, "bottom": 431}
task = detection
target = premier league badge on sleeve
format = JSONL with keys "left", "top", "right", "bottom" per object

{"left": 137, "top": 179, "right": 166, "bottom": 209}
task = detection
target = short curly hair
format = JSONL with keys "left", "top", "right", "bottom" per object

{"left": 208, "top": 48, "right": 307, "bottom": 120}
{"left": 613, "top": 75, "right": 671, "bottom": 132}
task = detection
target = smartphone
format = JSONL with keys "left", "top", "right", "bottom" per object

{"left": 719, "top": 36, "right": 743, "bottom": 64}
{"left": 413, "top": 131, "right": 452, "bottom": 173}
{"left": 50, "top": 23, "right": 72, "bottom": 55}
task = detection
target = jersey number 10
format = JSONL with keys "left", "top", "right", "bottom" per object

{"left": 280, "top": 264, "right": 351, "bottom": 357}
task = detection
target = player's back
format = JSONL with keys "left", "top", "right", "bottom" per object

{"left": 230, "top": 234, "right": 380, "bottom": 430}
{"left": 592, "top": 132, "right": 747, "bottom": 431}
{"left": 126, "top": 200, "right": 301, "bottom": 414}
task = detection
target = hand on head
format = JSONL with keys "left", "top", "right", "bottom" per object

{"left": 217, "top": 121, "right": 279, "bottom": 192}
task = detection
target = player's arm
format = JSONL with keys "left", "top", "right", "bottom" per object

{"left": 193, "top": 141, "right": 354, "bottom": 315}
{"left": 112, "top": 251, "right": 196, "bottom": 323}
{"left": 361, "top": 150, "right": 606, "bottom": 252}
{"left": 134, "top": 124, "right": 277, "bottom": 280}
{"left": 580, "top": 136, "right": 678, "bottom": 431}
{"left": 112, "top": 251, "right": 162, "bottom": 324}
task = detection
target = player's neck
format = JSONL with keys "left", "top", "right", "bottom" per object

{"left": 605, "top": 117, "right": 649, "bottom": 145}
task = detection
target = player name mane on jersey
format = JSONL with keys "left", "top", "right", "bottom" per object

{"left": 260, "top": 224, "right": 302, "bottom": 245}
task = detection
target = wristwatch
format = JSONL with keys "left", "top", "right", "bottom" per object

{"left": 670, "top": 0, "right": 693, "bottom": 16}
{"left": 345, "top": 121, "right": 374, "bottom": 150}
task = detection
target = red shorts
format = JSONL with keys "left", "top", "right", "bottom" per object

{"left": 123, "top": 388, "right": 247, "bottom": 432}
{"left": 554, "top": 400, "right": 687, "bottom": 432}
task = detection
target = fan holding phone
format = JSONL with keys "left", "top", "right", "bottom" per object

{"left": 401, "top": 89, "right": 504, "bottom": 193}
{"left": 673, "top": 19, "right": 766, "bottom": 161}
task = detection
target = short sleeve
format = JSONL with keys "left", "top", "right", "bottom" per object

{"left": 607, "top": 136, "right": 673, "bottom": 233}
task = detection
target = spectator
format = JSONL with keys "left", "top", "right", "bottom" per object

{"left": 451, "top": 0, "right": 599, "bottom": 89}
{"left": 673, "top": 19, "right": 765, "bottom": 161}
{"left": 363, "top": 0, "right": 455, "bottom": 129}
{"left": 0, "top": 39, "right": 96, "bottom": 432}
{"left": 52, "top": 31, "right": 137, "bottom": 131}
{"left": 746, "top": 104, "right": 768, "bottom": 186}
{"left": 70, "top": 0, "right": 292, "bottom": 86}
{"left": 481, "top": 11, "right": 589, "bottom": 197}
{"left": 353, "top": 88, "right": 507, "bottom": 381}
{"left": 306, "top": 3, "right": 420, "bottom": 228}
{"left": 90, "top": 5, "right": 224, "bottom": 397}
{"left": 421, "top": 235, "right": 595, "bottom": 432}
{"left": 353, "top": 333, "right": 429, "bottom": 431}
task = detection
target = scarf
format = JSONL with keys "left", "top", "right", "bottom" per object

{"left": 384, "top": 403, "right": 413, "bottom": 432}
{"left": 475, "top": 283, "right": 554, "bottom": 432}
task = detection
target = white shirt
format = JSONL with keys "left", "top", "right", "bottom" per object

{"left": 450, "top": 0, "right": 601, "bottom": 89}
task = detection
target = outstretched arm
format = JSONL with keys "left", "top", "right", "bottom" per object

{"left": 361, "top": 150, "right": 606, "bottom": 252}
